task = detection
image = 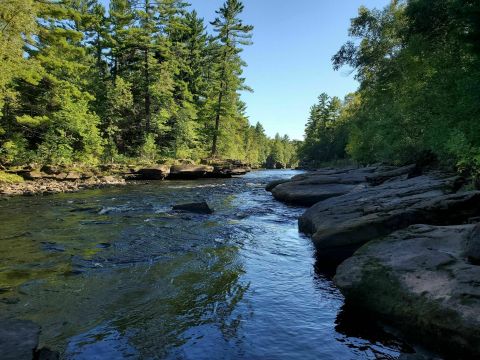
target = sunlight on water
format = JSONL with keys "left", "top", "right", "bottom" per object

{"left": 0, "top": 171, "right": 407, "bottom": 359}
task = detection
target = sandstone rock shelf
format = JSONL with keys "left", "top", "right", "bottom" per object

{"left": 0, "top": 160, "right": 252, "bottom": 197}
{"left": 267, "top": 165, "right": 480, "bottom": 358}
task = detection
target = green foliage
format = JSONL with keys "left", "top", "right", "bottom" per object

{"left": 0, "top": 134, "right": 33, "bottom": 165}
{"left": 297, "top": 0, "right": 480, "bottom": 172}
{"left": 139, "top": 133, "right": 159, "bottom": 163}
{"left": 0, "top": 0, "right": 286, "bottom": 168}
{"left": 266, "top": 134, "right": 299, "bottom": 169}
{"left": 0, "top": 0, "right": 40, "bottom": 114}
{"left": 299, "top": 93, "right": 350, "bottom": 167}
{"left": 0, "top": 171, "right": 24, "bottom": 184}
{"left": 209, "top": 0, "right": 254, "bottom": 157}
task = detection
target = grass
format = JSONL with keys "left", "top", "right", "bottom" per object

{"left": 0, "top": 171, "right": 24, "bottom": 184}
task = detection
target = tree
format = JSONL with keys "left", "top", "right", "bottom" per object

{"left": 0, "top": 0, "right": 39, "bottom": 117}
{"left": 209, "top": 0, "right": 253, "bottom": 156}
{"left": 299, "top": 93, "right": 348, "bottom": 167}
{"left": 2, "top": 0, "right": 103, "bottom": 165}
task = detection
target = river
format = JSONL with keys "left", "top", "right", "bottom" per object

{"left": 0, "top": 170, "right": 407, "bottom": 359}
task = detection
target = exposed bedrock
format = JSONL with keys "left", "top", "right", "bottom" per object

{"left": 297, "top": 173, "right": 479, "bottom": 264}
{"left": 267, "top": 166, "right": 379, "bottom": 206}
{"left": 334, "top": 224, "right": 480, "bottom": 359}
{"left": 268, "top": 166, "right": 480, "bottom": 358}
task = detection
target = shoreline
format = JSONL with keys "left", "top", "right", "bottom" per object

{"left": 0, "top": 161, "right": 256, "bottom": 197}
{"left": 267, "top": 165, "right": 480, "bottom": 359}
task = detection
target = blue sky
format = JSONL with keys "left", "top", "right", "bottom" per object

{"left": 101, "top": 0, "right": 389, "bottom": 139}
{"left": 188, "top": 0, "right": 389, "bottom": 140}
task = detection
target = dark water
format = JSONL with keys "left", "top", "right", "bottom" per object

{"left": 0, "top": 170, "right": 408, "bottom": 359}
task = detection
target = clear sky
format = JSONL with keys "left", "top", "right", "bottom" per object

{"left": 189, "top": 0, "right": 390, "bottom": 140}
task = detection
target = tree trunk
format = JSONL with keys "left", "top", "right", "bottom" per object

{"left": 211, "top": 42, "right": 229, "bottom": 157}
{"left": 144, "top": 47, "right": 151, "bottom": 134}
{"left": 144, "top": 0, "right": 151, "bottom": 134}
{"left": 211, "top": 89, "right": 223, "bottom": 156}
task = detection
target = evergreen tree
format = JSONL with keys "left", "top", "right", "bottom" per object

{"left": 0, "top": 0, "right": 284, "bottom": 167}
{"left": 209, "top": 0, "right": 253, "bottom": 157}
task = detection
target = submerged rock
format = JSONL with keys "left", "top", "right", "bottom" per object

{"left": 172, "top": 201, "right": 214, "bottom": 214}
{"left": 334, "top": 224, "right": 480, "bottom": 359}
{"left": 0, "top": 319, "right": 39, "bottom": 360}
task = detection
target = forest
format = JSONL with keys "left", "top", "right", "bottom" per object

{"left": 0, "top": 0, "right": 298, "bottom": 170}
{"left": 300, "top": 0, "right": 480, "bottom": 175}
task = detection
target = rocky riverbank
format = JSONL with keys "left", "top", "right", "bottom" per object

{"left": 267, "top": 165, "right": 480, "bottom": 359}
{"left": 0, "top": 160, "right": 251, "bottom": 197}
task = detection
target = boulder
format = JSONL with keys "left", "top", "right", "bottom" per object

{"left": 335, "top": 224, "right": 480, "bottom": 359}
{"left": 168, "top": 165, "right": 214, "bottom": 179}
{"left": 136, "top": 166, "right": 171, "bottom": 180}
{"left": 22, "top": 171, "right": 46, "bottom": 180}
{"left": 0, "top": 319, "right": 40, "bottom": 360}
{"left": 298, "top": 174, "right": 478, "bottom": 265}
{"left": 229, "top": 167, "right": 250, "bottom": 176}
{"left": 40, "top": 165, "right": 62, "bottom": 175}
{"left": 199, "top": 159, "right": 251, "bottom": 178}
{"left": 172, "top": 201, "right": 214, "bottom": 214}
{"left": 64, "top": 172, "right": 82, "bottom": 181}
{"left": 35, "top": 347, "right": 60, "bottom": 360}
{"left": 98, "top": 176, "right": 125, "bottom": 185}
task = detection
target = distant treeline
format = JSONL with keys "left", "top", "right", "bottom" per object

{"left": 300, "top": 0, "right": 480, "bottom": 173}
{"left": 0, "top": 0, "right": 298, "bottom": 168}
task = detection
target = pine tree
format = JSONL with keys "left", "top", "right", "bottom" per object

{"left": 209, "top": 0, "right": 253, "bottom": 157}
{"left": 7, "top": 0, "right": 103, "bottom": 165}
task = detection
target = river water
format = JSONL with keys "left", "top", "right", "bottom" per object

{"left": 0, "top": 170, "right": 407, "bottom": 359}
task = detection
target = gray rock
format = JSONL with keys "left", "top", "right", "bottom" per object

{"left": 334, "top": 224, "right": 480, "bottom": 359}
{"left": 40, "top": 165, "right": 62, "bottom": 175}
{"left": 298, "top": 174, "right": 475, "bottom": 264}
{"left": 168, "top": 165, "right": 214, "bottom": 179}
{"left": 64, "top": 172, "right": 82, "bottom": 181}
{"left": 269, "top": 167, "right": 377, "bottom": 206}
{"left": 35, "top": 347, "right": 60, "bottom": 360}
{"left": 136, "top": 166, "right": 171, "bottom": 180}
{"left": 22, "top": 171, "right": 46, "bottom": 180}
{"left": 273, "top": 182, "right": 363, "bottom": 206}
{"left": 172, "top": 201, "right": 214, "bottom": 214}
{"left": 465, "top": 223, "right": 480, "bottom": 264}
{"left": 0, "top": 319, "right": 40, "bottom": 360}
{"left": 265, "top": 179, "right": 290, "bottom": 192}
{"left": 365, "top": 164, "right": 419, "bottom": 186}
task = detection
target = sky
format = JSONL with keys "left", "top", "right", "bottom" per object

{"left": 189, "top": 0, "right": 390, "bottom": 140}
{"left": 103, "top": 0, "right": 390, "bottom": 140}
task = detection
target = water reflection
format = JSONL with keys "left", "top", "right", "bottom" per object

{"left": 0, "top": 170, "right": 411, "bottom": 359}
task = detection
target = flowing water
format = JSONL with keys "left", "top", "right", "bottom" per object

{"left": 0, "top": 170, "right": 409, "bottom": 359}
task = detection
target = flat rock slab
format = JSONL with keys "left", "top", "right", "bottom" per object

{"left": 136, "top": 166, "right": 171, "bottom": 180}
{"left": 268, "top": 166, "right": 378, "bottom": 206}
{"left": 0, "top": 319, "right": 39, "bottom": 360}
{"left": 335, "top": 224, "right": 480, "bottom": 358}
{"left": 168, "top": 165, "right": 214, "bottom": 180}
{"left": 298, "top": 173, "right": 478, "bottom": 263}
